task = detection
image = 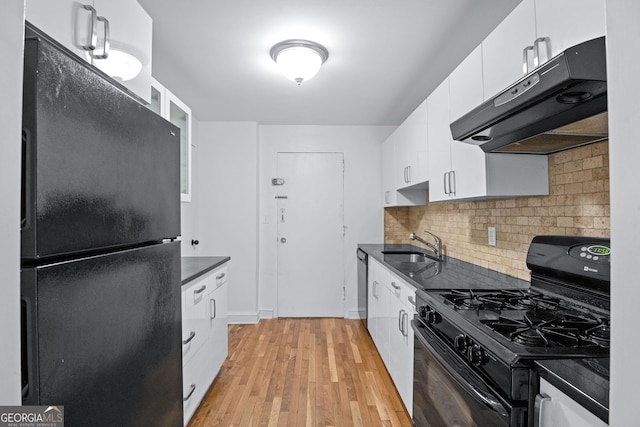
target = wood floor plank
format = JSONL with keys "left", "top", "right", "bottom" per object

{"left": 188, "top": 319, "right": 412, "bottom": 427}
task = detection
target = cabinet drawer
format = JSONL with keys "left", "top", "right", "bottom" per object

{"left": 213, "top": 265, "right": 228, "bottom": 288}
{"left": 182, "top": 348, "right": 207, "bottom": 426}
{"left": 181, "top": 273, "right": 216, "bottom": 363}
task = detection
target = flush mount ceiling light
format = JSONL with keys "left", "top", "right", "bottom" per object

{"left": 270, "top": 39, "right": 329, "bottom": 85}
{"left": 92, "top": 48, "right": 143, "bottom": 82}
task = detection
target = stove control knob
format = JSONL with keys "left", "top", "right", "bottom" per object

{"left": 419, "top": 305, "right": 428, "bottom": 318}
{"left": 454, "top": 334, "right": 468, "bottom": 352}
{"left": 425, "top": 308, "right": 440, "bottom": 324}
{"left": 468, "top": 345, "right": 485, "bottom": 366}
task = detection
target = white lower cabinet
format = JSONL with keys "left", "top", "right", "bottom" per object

{"left": 367, "top": 258, "right": 415, "bottom": 416}
{"left": 537, "top": 379, "right": 607, "bottom": 427}
{"left": 181, "top": 263, "right": 229, "bottom": 426}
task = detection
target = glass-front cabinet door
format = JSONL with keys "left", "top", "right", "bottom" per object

{"left": 149, "top": 78, "right": 191, "bottom": 202}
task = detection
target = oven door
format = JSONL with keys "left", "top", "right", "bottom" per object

{"left": 412, "top": 320, "right": 526, "bottom": 427}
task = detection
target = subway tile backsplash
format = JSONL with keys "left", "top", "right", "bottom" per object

{"left": 384, "top": 141, "right": 610, "bottom": 281}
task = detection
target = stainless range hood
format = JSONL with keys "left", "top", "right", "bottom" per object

{"left": 450, "top": 37, "right": 607, "bottom": 154}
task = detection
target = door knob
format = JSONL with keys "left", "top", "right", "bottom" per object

{"left": 280, "top": 237, "right": 287, "bottom": 243}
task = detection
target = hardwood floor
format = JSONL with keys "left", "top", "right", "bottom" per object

{"left": 188, "top": 318, "right": 412, "bottom": 427}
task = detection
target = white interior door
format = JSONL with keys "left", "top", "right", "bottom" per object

{"left": 276, "top": 152, "right": 344, "bottom": 317}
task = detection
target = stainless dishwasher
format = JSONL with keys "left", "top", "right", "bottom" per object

{"left": 356, "top": 249, "right": 368, "bottom": 328}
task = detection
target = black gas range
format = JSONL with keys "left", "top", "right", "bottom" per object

{"left": 412, "top": 235, "right": 610, "bottom": 427}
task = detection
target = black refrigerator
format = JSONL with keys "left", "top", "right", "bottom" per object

{"left": 20, "top": 23, "right": 183, "bottom": 426}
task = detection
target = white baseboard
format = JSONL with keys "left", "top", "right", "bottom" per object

{"left": 345, "top": 308, "right": 365, "bottom": 320}
{"left": 228, "top": 311, "right": 260, "bottom": 324}
{"left": 259, "top": 309, "right": 274, "bottom": 319}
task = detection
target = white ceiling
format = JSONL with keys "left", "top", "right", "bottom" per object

{"left": 138, "top": 0, "right": 519, "bottom": 125}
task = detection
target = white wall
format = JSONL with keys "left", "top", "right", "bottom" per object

{"left": 258, "top": 125, "right": 393, "bottom": 319}
{"left": 0, "top": 0, "right": 24, "bottom": 404}
{"left": 192, "top": 121, "right": 259, "bottom": 323}
{"left": 606, "top": 1, "right": 640, "bottom": 425}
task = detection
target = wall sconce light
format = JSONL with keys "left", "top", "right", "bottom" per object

{"left": 270, "top": 39, "right": 329, "bottom": 85}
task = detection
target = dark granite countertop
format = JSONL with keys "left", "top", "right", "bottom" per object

{"left": 358, "top": 243, "right": 528, "bottom": 291}
{"left": 536, "top": 358, "right": 609, "bottom": 423}
{"left": 181, "top": 256, "right": 230, "bottom": 286}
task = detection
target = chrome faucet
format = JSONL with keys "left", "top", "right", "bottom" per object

{"left": 409, "top": 231, "right": 441, "bottom": 257}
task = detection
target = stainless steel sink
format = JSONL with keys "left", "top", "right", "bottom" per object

{"left": 381, "top": 251, "right": 440, "bottom": 263}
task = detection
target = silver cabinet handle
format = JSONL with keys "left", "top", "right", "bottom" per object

{"left": 402, "top": 311, "right": 409, "bottom": 337}
{"left": 443, "top": 171, "right": 449, "bottom": 195}
{"left": 391, "top": 282, "right": 401, "bottom": 290}
{"left": 280, "top": 237, "right": 287, "bottom": 243}
{"left": 81, "top": 4, "right": 98, "bottom": 51}
{"left": 216, "top": 272, "right": 226, "bottom": 280}
{"left": 210, "top": 299, "right": 216, "bottom": 320}
{"left": 372, "top": 281, "right": 378, "bottom": 299}
{"left": 534, "top": 393, "right": 551, "bottom": 427}
{"left": 403, "top": 166, "right": 408, "bottom": 183}
{"left": 450, "top": 170, "right": 456, "bottom": 196}
{"left": 183, "top": 384, "right": 196, "bottom": 401}
{"left": 398, "top": 309, "right": 405, "bottom": 333}
{"left": 182, "top": 331, "right": 196, "bottom": 345}
{"left": 91, "top": 15, "right": 110, "bottom": 59}
{"left": 194, "top": 285, "right": 206, "bottom": 295}
{"left": 408, "top": 295, "right": 415, "bottom": 306}
{"left": 533, "top": 37, "right": 551, "bottom": 68}
{"left": 522, "top": 45, "right": 534, "bottom": 74}
{"left": 407, "top": 166, "right": 411, "bottom": 184}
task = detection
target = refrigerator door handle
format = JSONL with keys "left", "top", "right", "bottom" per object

{"left": 20, "top": 271, "right": 39, "bottom": 404}
{"left": 21, "top": 129, "right": 33, "bottom": 231}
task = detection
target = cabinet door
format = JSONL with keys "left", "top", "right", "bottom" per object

{"left": 26, "top": 0, "right": 94, "bottom": 61}
{"left": 448, "top": 45, "right": 489, "bottom": 200}
{"left": 538, "top": 379, "right": 608, "bottom": 427}
{"left": 449, "top": 45, "right": 484, "bottom": 122}
{"left": 367, "top": 260, "right": 381, "bottom": 341}
{"left": 535, "top": 0, "right": 606, "bottom": 59}
{"left": 166, "top": 91, "right": 193, "bottom": 202}
{"left": 149, "top": 77, "right": 166, "bottom": 116}
{"left": 404, "top": 100, "right": 429, "bottom": 186}
{"left": 382, "top": 137, "right": 398, "bottom": 206}
{"left": 426, "top": 78, "right": 452, "bottom": 202}
{"left": 206, "top": 280, "right": 228, "bottom": 384}
{"left": 91, "top": 0, "right": 152, "bottom": 103}
{"left": 398, "top": 295, "right": 415, "bottom": 417}
{"left": 482, "top": 0, "right": 536, "bottom": 99}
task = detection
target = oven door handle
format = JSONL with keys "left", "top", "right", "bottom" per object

{"left": 411, "top": 320, "right": 510, "bottom": 419}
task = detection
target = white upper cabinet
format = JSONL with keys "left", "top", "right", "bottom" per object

{"left": 91, "top": 0, "right": 152, "bottom": 104}
{"left": 482, "top": 0, "right": 606, "bottom": 100}
{"left": 534, "top": 0, "right": 606, "bottom": 59}
{"left": 481, "top": 0, "right": 536, "bottom": 100}
{"left": 448, "top": 48, "right": 490, "bottom": 200}
{"left": 381, "top": 101, "right": 428, "bottom": 207}
{"left": 395, "top": 100, "right": 429, "bottom": 190}
{"left": 382, "top": 136, "right": 426, "bottom": 207}
{"left": 427, "top": 51, "right": 549, "bottom": 202}
{"left": 26, "top": 0, "right": 93, "bottom": 60}
{"left": 426, "top": 78, "right": 453, "bottom": 202}
{"left": 449, "top": 45, "right": 485, "bottom": 122}
{"left": 26, "top": 0, "right": 152, "bottom": 104}
{"left": 150, "top": 78, "right": 193, "bottom": 203}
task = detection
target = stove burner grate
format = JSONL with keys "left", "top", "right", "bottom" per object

{"left": 481, "top": 311, "right": 609, "bottom": 348}
{"left": 441, "top": 289, "right": 564, "bottom": 311}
